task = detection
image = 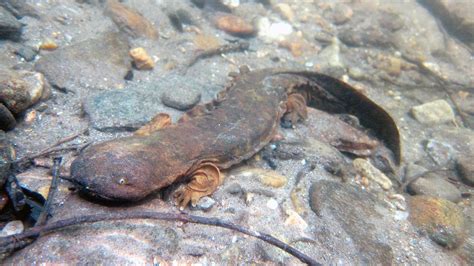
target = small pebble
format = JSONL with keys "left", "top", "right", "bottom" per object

{"left": 105, "top": 0, "right": 158, "bottom": 39}
{"left": 226, "top": 183, "right": 244, "bottom": 196}
{"left": 266, "top": 198, "right": 279, "bottom": 210}
{"left": 353, "top": 158, "right": 392, "bottom": 190}
{"left": 129, "top": 47, "right": 154, "bottom": 70}
{"left": 259, "top": 170, "right": 287, "bottom": 188}
{"left": 24, "top": 109, "right": 37, "bottom": 124}
{"left": 394, "top": 210, "right": 409, "bottom": 221}
{"left": 257, "top": 18, "right": 293, "bottom": 42}
{"left": 411, "top": 99, "right": 455, "bottom": 125}
{"left": 348, "top": 67, "right": 365, "bottom": 80}
{"left": 0, "top": 220, "right": 24, "bottom": 237}
{"left": 424, "top": 139, "right": 454, "bottom": 166}
{"left": 222, "top": 0, "right": 240, "bottom": 8}
{"left": 193, "top": 196, "right": 216, "bottom": 212}
{"left": 215, "top": 14, "right": 255, "bottom": 36}
{"left": 161, "top": 87, "right": 201, "bottom": 111}
{"left": 39, "top": 39, "right": 58, "bottom": 50}
{"left": 284, "top": 210, "right": 308, "bottom": 231}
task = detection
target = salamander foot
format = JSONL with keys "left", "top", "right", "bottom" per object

{"left": 175, "top": 162, "right": 221, "bottom": 209}
{"left": 281, "top": 93, "right": 308, "bottom": 128}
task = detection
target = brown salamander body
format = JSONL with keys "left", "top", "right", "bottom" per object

{"left": 70, "top": 68, "right": 400, "bottom": 206}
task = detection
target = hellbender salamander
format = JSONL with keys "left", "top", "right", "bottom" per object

{"left": 70, "top": 68, "right": 400, "bottom": 207}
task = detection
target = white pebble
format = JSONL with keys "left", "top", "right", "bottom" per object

{"left": 258, "top": 18, "right": 293, "bottom": 42}
{"left": 266, "top": 198, "right": 279, "bottom": 210}
{"left": 0, "top": 220, "right": 24, "bottom": 237}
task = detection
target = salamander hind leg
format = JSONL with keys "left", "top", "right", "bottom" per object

{"left": 174, "top": 162, "right": 222, "bottom": 209}
{"left": 281, "top": 93, "right": 308, "bottom": 128}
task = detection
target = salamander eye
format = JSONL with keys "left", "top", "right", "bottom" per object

{"left": 118, "top": 177, "right": 127, "bottom": 185}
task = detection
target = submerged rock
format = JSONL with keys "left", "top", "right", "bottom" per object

{"left": 0, "top": 104, "right": 16, "bottom": 130}
{"left": 215, "top": 14, "right": 255, "bottom": 37}
{"left": 15, "top": 45, "right": 37, "bottom": 62}
{"left": 84, "top": 83, "right": 181, "bottom": 132}
{"left": 409, "top": 196, "right": 465, "bottom": 249}
{"left": 0, "top": 132, "right": 15, "bottom": 186}
{"left": 4, "top": 195, "right": 181, "bottom": 264}
{"left": 0, "top": 0, "right": 38, "bottom": 19}
{"left": 105, "top": 0, "right": 158, "bottom": 39}
{"left": 457, "top": 155, "right": 474, "bottom": 186}
{"left": 407, "top": 173, "right": 462, "bottom": 203}
{"left": 35, "top": 32, "right": 130, "bottom": 91}
{"left": 0, "top": 6, "right": 22, "bottom": 40}
{"left": 0, "top": 69, "right": 46, "bottom": 115}
{"left": 309, "top": 180, "right": 394, "bottom": 264}
{"left": 161, "top": 86, "right": 201, "bottom": 111}
{"left": 408, "top": 196, "right": 465, "bottom": 249}
{"left": 419, "top": 0, "right": 474, "bottom": 48}
{"left": 411, "top": 100, "right": 455, "bottom": 125}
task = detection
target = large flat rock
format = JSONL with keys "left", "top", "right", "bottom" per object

{"left": 35, "top": 32, "right": 130, "bottom": 91}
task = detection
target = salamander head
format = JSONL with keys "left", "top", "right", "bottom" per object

{"left": 69, "top": 142, "right": 159, "bottom": 201}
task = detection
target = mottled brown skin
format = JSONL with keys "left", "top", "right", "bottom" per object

{"left": 70, "top": 68, "right": 400, "bottom": 206}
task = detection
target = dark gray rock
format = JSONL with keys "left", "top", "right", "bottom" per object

{"left": 83, "top": 71, "right": 218, "bottom": 132}
{"left": 225, "top": 182, "right": 244, "bottom": 196}
{"left": 407, "top": 173, "right": 462, "bottom": 203}
{"left": 0, "top": 0, "right": 39, "bottom": 18}
{"left": 419, "top": 0, "right": 474, "bottom": 48}
{"left": 182, "top": 244, "right": 206, "bottom": 256}
{"left": 192, "top": 196, "right": 216, "bottom": 211}
{"left": 160, "top": 79, "right": 201, "bottom": 111}
{"left": 0, "top": 6, "right": 22, "bottom": 40}
{"left": 0, "top": 103, "right": 16, "bottom": 130}
{"left": 324, "top": 4, "right": 353, "bottom": 25}
{"left": 457, "top": 155, "right": 474, "bottom": 186}
{"left": 424, "top": 139, "right": 454, "bottom": 166}
{"left": 338, "top": 10, "right": 402, "bottom": 48}
{"left": 15, "top": 45, "right": 37, "bottom": 62}
{"left": 83, "top": 83, "right": 182, "bottom": 132}
{"left": 35, "top": 32, "right": 130, "bottom": 91}
{"left": 0, "top": 131, "right": 15, "bottom": 186}
{"left": 310, "top": 180, "right": 394, "bottom": 265}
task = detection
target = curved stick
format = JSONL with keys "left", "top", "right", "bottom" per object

{"left": 0, "top": 211, "right": 320, "bottom": 265}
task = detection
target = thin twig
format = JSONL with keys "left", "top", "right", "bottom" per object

{"left": 186, "top": 41, "right": 250, "bottom": 68}
{"left": 35, "top": 157, "right": 62, "bottom": 226}
{"left": 0, "top": 211, "right": 320, "bottom": 265}
{"left": 30, "top": 128, "right": 89, "bottom": 158}
{"left": 13, "top": 128, "right": 89, "bottom": 165}
{"left": 28, "top": 143, "right": 89, "bottom": 161}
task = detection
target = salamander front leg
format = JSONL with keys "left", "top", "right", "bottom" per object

{"left": 134, "top": 113, "right": 172, "bottom": 136}
{"left": 175, "top": 162, "right": 222, "bottom": 209}
{"left": 281, "top": 93, "right": 308, "bottom": 128}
